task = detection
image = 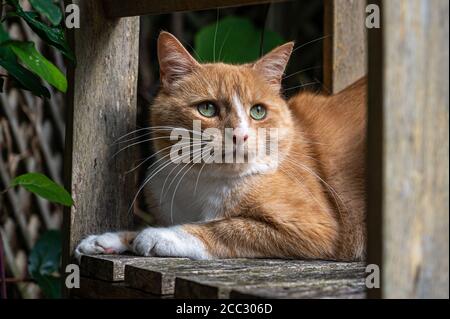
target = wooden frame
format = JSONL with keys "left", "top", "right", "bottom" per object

{"left": 324, "top": 0, "right": 367, "bottom": 94}
{"left": 62, "top": 1, "right": 139, "bottom": 279}
{"left": 367, "top": 0, "right": 449, "bottom": 298}
{"left": 63, "top": 0, "right": 449, "bottom": 298}
{"left": 103, "top": 0, "right": 287, "bottom": 17}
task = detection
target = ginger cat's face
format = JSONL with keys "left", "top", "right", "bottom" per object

{"left": 150, "top": 32, "right": 295, "bottom": 178}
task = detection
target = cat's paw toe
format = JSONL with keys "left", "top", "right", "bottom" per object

{"left": 74, "top": 233, "right": 127, "bottom": 262}
{"left": 132, "top": 229, "right": 158, "bottom": 256}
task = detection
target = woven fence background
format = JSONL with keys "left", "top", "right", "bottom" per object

{"left": 0, "top": 15, "right": 66, "bottom": 298}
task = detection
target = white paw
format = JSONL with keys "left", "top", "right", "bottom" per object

{"left": 132, "top": 226, "right": 211, "bottom": 260}
{"left": 74, "top": 232, "right": 127, "bottom": 262}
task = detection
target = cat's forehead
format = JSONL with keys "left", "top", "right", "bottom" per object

{"left": 190, "top": 63, "right": 267, "bottom": 101}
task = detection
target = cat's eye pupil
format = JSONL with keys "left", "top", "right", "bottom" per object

{"left": 197, "top": 102, "right": 217, "bottom": 118}
{"left": 250, "top": 104, "right": 267, "bottom": 120}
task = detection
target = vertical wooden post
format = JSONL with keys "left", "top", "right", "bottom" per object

{"left": 324, "top": 0, "right": 367, "bottom": 94}
{"left": 368, "top": 0, "right": 449, "bottom": 298}
{"left": 62, "top": 0, "right": 139, "bottom": 280}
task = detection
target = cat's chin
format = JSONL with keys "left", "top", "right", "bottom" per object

{"left": 201, "top": 161, "right": 279, "bottom": 179}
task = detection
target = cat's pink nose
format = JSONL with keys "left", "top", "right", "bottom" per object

{"left": 233, "top": 134, "right": 249, "bottom": 144}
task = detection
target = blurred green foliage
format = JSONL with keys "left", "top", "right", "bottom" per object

{"left": 0, "top": 0, "right": 73, "bottom": 97}
{"left": 194, "top": 16, "right": 284, "bottom": 64}
{"left": 28, "top": 230, "right": 62, "bottom": 299}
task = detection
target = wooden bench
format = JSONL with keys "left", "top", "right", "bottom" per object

{"left": 76, "top": 255, "right": 366, "bottom": 299}
{"left": 62, "top": 0, "right": 449, "bottom": 299}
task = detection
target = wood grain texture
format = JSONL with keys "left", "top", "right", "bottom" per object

{"left": 80, "top": 255, "right": 187, "bottom": 282}
{"left": 175, "top": 261, "right": 365, "bottom": 298}
{"left": 73, "top": 277, "right": 159, "bottom": 299}
{"left": 230, "top": 279, "right": 366, "bottom": 299}
{"left": 62, "top": 0, "right": 139, "bottom": 263}
{"left": 78, "top": 256, "right": 365, "bottom": 298}
{"left": 125, "top": 258, "right": 331, "bottom": 295}
{"left": 323, "top": 0, "right": 367, "bottom": 94}
{"left": 103, "top": 0, "right": 287, "bottom": 17}
{"left": 366, "top": 0, "right": 383, "bottom": 300}
{"left": 375, "top": 0, "right": 449, "bottom": 298}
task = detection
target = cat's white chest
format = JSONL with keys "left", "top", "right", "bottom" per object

{"left": 146, "top": 164, "right": 234, "bottom": 226}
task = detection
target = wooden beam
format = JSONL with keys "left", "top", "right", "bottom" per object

{"left": 366, "top": 0, "right": 383, "bottom": 300}
{"left": 73, "top": 277, "right": 158, "bottom": 299}
{"left": 103, "top": 0, "right": 287, "bottom": 18}
{"left": 368, "top": 0, "right": 449, "bottom": 298}
{"left": 80, "top": 255, "right": 188, "bottom": 282}
{"left": 175, "top": 262, "right": 365, "bottom": 298}
{"left": 323, "top": 0, "right": 367, "bottom": 94}
{"left": 62, "top": 0, "right": 139, "bottom": 291}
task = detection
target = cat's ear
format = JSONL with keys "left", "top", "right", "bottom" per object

{"left": 253, "top": 42, "right": 294, "bottom": 91}
{"left": 157, "top": 31, "right": 201, "bottom": 87}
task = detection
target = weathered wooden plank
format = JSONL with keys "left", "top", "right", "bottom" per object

{"left": 103, "top": 0, "right": 287, "bottom": 18}
{"left": 230, "top": 279, "right": 366, "bottom": 299}
{"left": 382, "top": 0, "right": 449, "bottom": 298}
{"left": 62, "top": 0, "right": 139, "bottom": 282}
{"left": 368, "top": 0, "right": 449, "bottom": 298}
{"left": 73, "top": 277, "right": 159, "bottom": 299}
{"left": 80, "top": 255, "right": 188, "bottom": 282}
{"left": 125, "top": 259, "right": 337, "bottom": 295}
{"left": 323, "top": 0, "right": 367, "bottom": 94}
{"left": 366, "top": 0, "right": 383, "bottom": 300}
{"left": 175, "top": 262, "right": 365, "bottom": 298}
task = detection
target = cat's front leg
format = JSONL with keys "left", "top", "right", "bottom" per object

{"left": 132, "top": 226, "right": 211, "bottom": 260}
{"left": 74, "top": 231, "right": 136, "bottom": 261}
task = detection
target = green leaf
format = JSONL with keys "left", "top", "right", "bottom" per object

{"left": 5, "top": 0, "right": 75, "bottom": 64}
{"left": 10, "top": 173, "right": 73, "bottom": 206}
{"left": 29, "top": 0, "right": 63, "bottom": 26}
{"left": 194, "top": 16, "right": 284, "bottom": 64}
{"left": 1, "top": 22, "right": 50, "bottom": 97}
{"left": 28, "top": 230, "right": 62, "bottom": 299}
{"left": 0, "top": 56, "right": 51, "bottom": 98}
{"left": 0, "top": 23, "right": 18, "bottom": 61}
{"left": 3, "top": 40, "right": 67, "bottom": 92}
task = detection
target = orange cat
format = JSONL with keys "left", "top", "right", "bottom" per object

{"left": 75, "top": 31, "right": 366, "bottom": 261}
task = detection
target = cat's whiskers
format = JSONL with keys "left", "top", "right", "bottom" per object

{"left": 291, "top": 35, "right": 331, "bottom": 53}
{"left": 113, "top": 132, "right": 204, "bottom": 159}
{"left": 159, "top": 143, "right": 206, "bottom": 204}
{"left": 163, "top": 147, "right": 204, "bottom": 199}
{"left": 278, "top": 166, "right": 330, "bottom": 214}
{"left": 128, "top": 150, "right": 195, "bottom": 215}
{"left": 286, "top": 149, "right": 323, "bottom": 165}
{"left": 282, "top": 81, "right": 319, "bottom": 93}
{"left": 218, "top": 28, "right": 231, "bottom": 62}
{"left": 213, "top": 9, "right": 220, "bottom": 63}
{"left": 113, "top": 126, "right": 202, "bottom": 144}
{"left": 112, "top": 136, "right": 176, "bottom": 159}
{"left": 113, "top": 126, "right": 183, "bottom": 143}
{"left": 283, "top": 155, "right": 348, "bottom": 215}
{"left": 126, "top": 141, "right": 203, "bottom": 175}
{"left": 169, "top": 150, "right": 204, "bottom": 224}
{"left": 194, "top": 153, "right": 213, "bottom": 196}
{"left": 114, "top": 128, "right": 199, "bottom": 146}
{"left": 282, "top": 66, "right": 322, "bottom": 80}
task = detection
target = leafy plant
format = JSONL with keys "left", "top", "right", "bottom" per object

{"left": 0, "top": 0, "right": 73, "bottom": 97}
{"left": 194, "top": 16, "right": 284, "bottom": 64}
{"left": 29, "top": 0, "right": 62, "bottom": 26}
{"left": 1, "top": 1, "right": 74, "bottom": 299}
{"left": 10, "top": 172, "right": 73, "bottom": 206}
{"left": 28, "top": 230, "right": 62, "bottom": 298}
{"left": 4, "top": 173, "right": 72, "bottom": 298}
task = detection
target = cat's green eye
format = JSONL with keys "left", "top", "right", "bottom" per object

{"left": 250, "top": 104, "right": 267, "bottom": 120}
{"left": 197, "top": 102, "right": 218, "bottom": 118}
